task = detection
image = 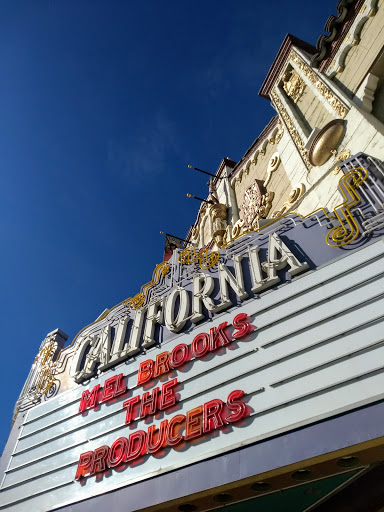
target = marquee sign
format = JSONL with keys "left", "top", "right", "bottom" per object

{"left": 71, "top": 232, "right": 308, "bottom": 384}
{"left": 2, "top": 154, "right": 384, "bottom": 512}
{"left": 75, "top": 312, "right": 253, "bottom": 480}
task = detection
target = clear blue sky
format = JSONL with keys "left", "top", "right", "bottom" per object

{"left": 0, "top": 0, "right": 339, "bottom": 452}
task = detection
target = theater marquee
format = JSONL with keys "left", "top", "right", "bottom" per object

{"left": 2, "top": 158, "right": 384, "bottom": 512}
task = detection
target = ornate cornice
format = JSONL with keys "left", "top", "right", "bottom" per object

{"left": 290, "top": 51, "right": 349, "bottom": 118}
{"left": 310, "top": 0, "right": 365, "bottom": 70}
{"left": 259, "top": 34, "right": 317, "bottom": 100}
{"left": 320, "top": 0, "right": 378, "bottom": 76}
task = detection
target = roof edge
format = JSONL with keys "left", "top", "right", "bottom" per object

{"left": 258, "top": 34, "right": 317, "bottom": 100}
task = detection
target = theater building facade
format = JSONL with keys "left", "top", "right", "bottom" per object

{"left": 2, "top": 1, "right": 384, "bottom": 511}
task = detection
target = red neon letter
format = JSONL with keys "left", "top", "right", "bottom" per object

{"left": 115, "top": 373, "right": 127, "bottom": 396}
{"left": 209, "top": 322, "right": 230, "bottom": 351}
{"left": 75, "top": 451, "right": 94, "bottom": 480}
{"left": 191, "top": 332, "right": 210, "bottom": 358}
{"left": 101, "top": 373, "right": 127, "bottom": 402}
{"left": 232, "top": 313, "right": 253, "bottom": 339}
{"left": 123, "top": 395, "right": 141, "bottom": 424}
{"left": 159, "top": 378, "right": 178, "bottom": 411}
{"left": 154, "top": 352, "right": 170, "bottom": 378}
{"left": 137, "top": 359, "right": 154, "bottom": 386}
{"left": 170, "top": 344, "right": 190, "bottom": 368}
{"left": 185, "top": 406, "right": 203, "bottom": 441}
{"left": 165, "top": 414, "right": 185, "bottom": 446}
{"left": 126, "top": 431, "right": 147, "bottom": 462}
{"left": 146, "top": 420, "right": 168, "bottom": 454}
{"left": 225, "top": 390, "right": 248, "bottom": 423}
{"left": 90, "top": 445, "right": 109, "bottom": 476}
{"left": 102, "top": 375, "right": 117, "bottom": 402}
{"left": 78, "top": 385, "right": 100, "bottom": 413}
{"left": 203, "top": 399, "right": 224, "bottom": 433}
{"left": 108, "top": 437, "right": 128, "bottom": 468}
{"left": 139, "top": 387, "right": 159, "bottom": 419}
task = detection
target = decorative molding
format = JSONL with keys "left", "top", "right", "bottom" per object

{"left": 191, "top": 224, "right": 199, "bottom": 239}
{"left": 271, "top": 89, "right": 312, "bottom": 169}
{"left": 269, "top": 120, "right": 284, "bottom": 145}
{"left": 13, "top": 329, "right": 67, "bottom": 419}
{"left": 224, "top": 165, "right": 369, "bottom": 249}
{"left": 282, "top": 69, "right": 306, "bottom": 102}
{"left": 310, "top": 0, "right": 366, "bottom": 70}
{"left": 234, "top": 131, "right": 283, "bottom": 187}
{"left": 272, "top": 184, "right": 306, "bottom": 218}
{"left": 125, "top": 261, "right": 170, "bottom": 310}
{"left": 332, "top": 148, "right": 351, "bottom": 174}
{"left": 337, "top": 148, "right": 351, "bottom": 161}
{"left": 259, "top": 34, "right": 317, "bottom": 99}
{"left": 320, "top": 0, "right": 379, "bottom": 76}
{"left": 290, "top": 51, "right": 349, "bottom": 118}
{"left": 230, "top": 116, "right": 283, "bottom": 185}
{"left": 264, "top": 152, "right": 281, "bottom": 187}
{"left": 353, "top": 73, "right": 379, "bottom": 112}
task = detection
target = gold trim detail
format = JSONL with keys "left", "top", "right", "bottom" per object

{"left": 337, "top": 148, "right": 351, "bottom": 161}
{"left": 179, "top": 245, "right": 220, "bottom": 270}
{"left": 223, "top": 166, "right": 368, "bottom": 249}
{"left": 289, "top": 51, "right": 349, "bottom": 118}
{"left": 271, "top": 90, "right": 312, "bottom": 169}
{"left": 283, "top": 69, "right": 306, "bottom": 102}
{"left": 125, "top": 261, "right": 170, "bottom": 310}
{"left": 33, "top": 341, "right": 57, "bottom": 396}
{"left": 332, "top": 148, "right": 351, "bottom": 174}
{"left": 326, "top": 167, "right": 368, "bottom": 247}
{"left": 272, "top": 183, "right": 305, "bottom": 218}
{"left": 55, "top": 262, "right": 171, "bottom": 355}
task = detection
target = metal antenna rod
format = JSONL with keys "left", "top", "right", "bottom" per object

{"left": 187, "top": 164, "right": 223, "bottom": 179}
{"left": 186, "top": 193, "right": 214, "bottom": 205}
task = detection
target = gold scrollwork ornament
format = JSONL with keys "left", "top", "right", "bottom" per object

{"left": 326, "top": 167, "right": 368, "bottom": 247}
{"left": 179, "top": 245, "right": 220, "bottom": 270}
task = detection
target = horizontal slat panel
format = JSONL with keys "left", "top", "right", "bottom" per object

{"left": 2, "top": 240, "right": 384, "bottom": 511}
{"left": 3, "top": 368, "right": 384, "bottom": 508}
{"left": 23, "top": 240, "right": 384, "bottom": 427}
{"left": 18, "top": 253, "right": 384, "bottom": 442}
{"left": 5, "top": 313, "right": 384, "bottom": 486}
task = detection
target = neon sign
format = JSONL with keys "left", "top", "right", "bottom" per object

{"left": 75, "top": 313, "right": 253, "bottom": 480}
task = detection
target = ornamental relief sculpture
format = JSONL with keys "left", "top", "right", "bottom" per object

{"left": 210, "top": 203, "right": 228, "bottom": 248}
{"left": 241, "top": 179, "right": 274, "bottom": 227}
{"left": 283, "top": 69, "right": 306, "bottom": 103}
{"left": 289, "top": 51, "right": 348, "bottom": 118}
{"left": 227, "top": 180, "right": 274, "bottom": 242}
